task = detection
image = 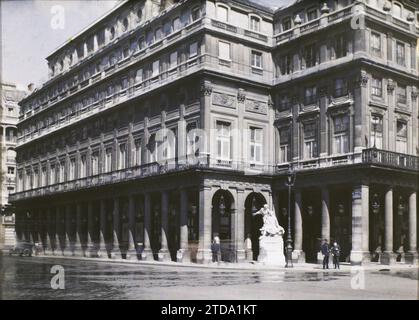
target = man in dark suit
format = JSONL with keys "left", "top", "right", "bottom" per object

{"left": 321, "top": 239, "right": 330, "bottom": 269}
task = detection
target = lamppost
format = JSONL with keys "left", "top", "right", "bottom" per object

{"left": 285, "top": 165, "right": 296, "bottom": 268}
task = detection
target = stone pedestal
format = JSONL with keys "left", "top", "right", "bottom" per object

{"left": 257, "top": 236, "right": 286, "bottom": 266}
{"left": 292, "top": 250, "right": 305, "bottom": 263}
{"left": 380, "top": 251, "right": 396, "bottom": 265}
{"left": 158, "top": 249, "right": 171, "bottom": 262}
{"left": 141, "top": 248, "right": 154, "bottom": 261}
{"left": 405, "top": 251, "right": 418, "bottom": 265}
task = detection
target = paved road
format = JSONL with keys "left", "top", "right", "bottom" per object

{"left": 0, "top": 254, "right": 417, "bottom": 300}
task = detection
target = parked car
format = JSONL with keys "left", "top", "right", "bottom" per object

{"left": 9, "top": 241, "right": 34, "bottom": 257}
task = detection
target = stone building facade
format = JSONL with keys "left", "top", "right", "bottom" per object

{"left": 1, "top": 83, "right": 26, "bottom": 249}
{"left": 11, "top": 0, "right": 418, "bottom": 265}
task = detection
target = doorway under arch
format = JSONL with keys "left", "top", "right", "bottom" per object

{"left": 244, "top": 192, "right": 267, "bottom": 261}
{"left": 212, "top": 189, "right": 235, "bottom": 262}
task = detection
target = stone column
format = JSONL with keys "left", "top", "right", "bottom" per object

{"left": 55, "top": 207, "right": 64, "bottom": 255}
{"left": 318, "top": 187, "right": 330, "bottom": 264}
{"left": 197, "top": 185, "right": 212, "bottom": 264}
{"left": 87, "top": 202, "right": 97, "bottom": 257}
{"left": 381, "top": 187, "right": 396, "bottom": 264}
{"left": 98, "top": 199, "right": 107, "bottom": 258}
{"left": 64, "top": 205, "right": 73, "bottom": 256}
{"left": 126, "top": 195, "right": 137, "bottom": 260}
{"left": 350, "top": 185, "right": 370, "bottom": 265}
{"left": 44, "top": 209, "right": 53, "bottom": 255}
{"left": 141, "top": 193, "right": 154, "bottom": 260}
{"left": 110, "top": 198, "right": 121, "bottom": 259}
{"left": 177, "top": 188, "right": 190, "bottom": 262}
{"left": 74, "top": 204, "right": 83, "bottom": 256}
{"left": 235, "top": 188, "right": 245, "bottom": 262}
{"left": 292, "top": 190, "right": 304, "bottom": 263}
{"left": 158, "top": 191, "right": 170, "bottom": 261}
{"left": 405, "top": 191, "right": 418, "bottom": 264}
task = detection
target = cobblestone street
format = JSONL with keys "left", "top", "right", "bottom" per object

{"left": 0, "top": 255, "right": 417, "bottom": 300}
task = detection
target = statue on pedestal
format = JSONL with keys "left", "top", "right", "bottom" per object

{"left": 253, "top": 204, "right": 286, "bottom": 266}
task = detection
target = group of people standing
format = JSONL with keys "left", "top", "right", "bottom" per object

{"left": 320, "top": 239, "right": 341, "bottom": 269}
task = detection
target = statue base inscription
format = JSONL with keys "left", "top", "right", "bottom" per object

{"left": 257, "top": 235, "right": 286, "bottom": 266}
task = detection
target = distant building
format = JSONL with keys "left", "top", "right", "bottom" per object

{"left": 1, "top": 82, "right": 26, "bottom": 249}
{"left": 11, "top": 0, "right": 418, "bottom": 265}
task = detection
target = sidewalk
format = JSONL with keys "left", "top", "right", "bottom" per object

{"left": 11, "top": 252, "right": 418, "bottom": 272}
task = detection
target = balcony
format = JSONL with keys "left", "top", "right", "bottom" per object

{"left": 362, "top": 148, "right": 418, "bottom": 171}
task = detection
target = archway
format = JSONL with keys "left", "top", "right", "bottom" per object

{"left": 244, "top": 192, "right": 267, "bottom": 261}
{"left": 212, "top": 189, "right": 235, "bottom": 262}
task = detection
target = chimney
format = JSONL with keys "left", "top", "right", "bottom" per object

{"left": 28, "top": 83, "right": 34, "bottom": 92}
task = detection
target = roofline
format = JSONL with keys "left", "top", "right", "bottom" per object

{"left": 46, "top": 0, "right": 129, "bottom": 61}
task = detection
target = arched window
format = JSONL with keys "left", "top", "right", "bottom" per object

{"left": 393, "top": 2, "right": 402, "bottom": 18}
{"left": 122, "top": 17, "right": 129, "bottom": 31}
{"left": 216, "top": 4, "right": 229, "bottom": 22}
{"left": 249, "top": 15, "right": 261, "bottom": 32}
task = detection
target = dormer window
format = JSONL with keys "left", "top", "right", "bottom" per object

{"left": 122, "top": 18, "right": 129, "bottom": 32}
{"left": 217, "top": 5, "right": 229, "bottom": 22}
{"left": 110, "top": 26, "right": 115, "bottom": 40}
{"left": 137, "top": 8, "right": 143, "bottom": 22}
{"left": 191, "top": 7, "right": 201, "bottom": 22}
{"left": 282, "top": 17, "right": 291, "bottom": 31}
{"left": 250, "top": 16, "right": 260, "bottom": 32}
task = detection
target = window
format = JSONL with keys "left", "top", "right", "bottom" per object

{"left": 334, "top": 34, "right": 347, "bottom": 58}
{"left": 119, "top": 144, "right": 126, "bottom": 170}
{"left": 370, "top": 115, "right": 383, "bottom": 149}
{"left": 218, "top": 41, "right": 231, "bottom": 61}
{"left": 152, "top": 60, "right": 160, "bottom": 78}
{"left": 251, "top": 51, "right": 262, "bottom": 69}
{"left": 50, "top": 165, "right": 56, "bottom": 185}
{"left": 249, "top": 127, "right": 263, "bottom": 163}
{"left": 396, "top": 120, "right": 407, "bottom": 153}
{"left": 307, "top": 8, "right": 318, "bottom": 21}
{"left": 216, "top": 121, "right": 231, "bottom": 160}
{"left": 282, "top": 17, "right": 292, "bottom": 31}
{"left": 155, "top": 27, "right": 162, "bottom": 41}
{"left": 371, "top": 32, "right": 381, "bottom": 57}
{"left": 134, "top": 139, "right": 142, "bottom": 166}
{"left": 217, "top": 5, "right": 228, "bottom": 22}
{"left": 334, "top": 79, "right": 347, "bottom": 97}
{"left": 250, "top": 16, "right": 260, "bottom": 32}
{"left": 396, "top": 41, "right": 405, "bottom": 66}
{"left": 146, "top": 31, "right": 154, "bottom": 46}
{"left": 80, "top": 155, "right": 87, "bottom": 178}
{"left": 169, "top": 52, "right": 178, "bottom": 69}
{"left": 91, "top": 152, "right": 99, "bottom": 175}
{"left": 304, "top": 44, "right": 317, "bottom": 68}
{"left": 137, "top": 8, "right": 143, "bottom": 22}
{"left": 304, "top": 86, "right": 317, "bottom": 105}
{"left": 371, "top": 77, "right": 382, "bottom": 97}
{"left": 191, "top": 7, "right": 201, "bottom": 22}
{"left": 109, "top": 26, "right": 115, "bottom": 40}
{"left": 279, "top": 95, "right": 291, "bottom": 111}
{"left": 186, "top": 122, "right": 198, "bottom": 158}
{"left": 172, "top": 17, "right": 181, "bottom": 31}
{"left": 303, "top": 122, "right": 318, "bottom": 159}
{"left": 123, "top": 47, "right": 130, "bottom": 59}
{"left": 279, "top": 127, "right": 290, "bottom": 163}
{"left": 393, "top": 3, "right": 402, "bottom": 18}
{"left": 135, "top": 68, "right": 143, "bottom": 82}
{"left": 333, "top": 114, "right": 349, "bottom": 154}
{"left": 280, "top": 54, "right": 292, "bottom": 75}
{"left": 397, "top": 85, "right": 407, "bottom": 104}
{"left": 69, "top": 158, "right": 76, "bottom": 180}
{"left": 105, "top": 148, "right": 112, "bottom": 172}
{"left": 189, "top": 42, "right": 198, "bottom": 58}
{"left": 122, "top": 18, "right": 129, "bottom": 32}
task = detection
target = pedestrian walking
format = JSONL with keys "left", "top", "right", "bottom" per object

{"left": 331, "top": 241, "right": 341, "bottom": 269}
{"left": 211, "top": 236, "right": 221, "bottom": 263}
{"left": 320, "top": 239, "right": 330, "bottom": 269}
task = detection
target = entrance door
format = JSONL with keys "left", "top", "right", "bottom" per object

{"left": 212, "top": 190, "right": 234, "bottom": 262}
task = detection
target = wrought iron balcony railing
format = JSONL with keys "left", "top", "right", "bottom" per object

{"left": 10, "top": 149, "right": 418, "bottom": 201}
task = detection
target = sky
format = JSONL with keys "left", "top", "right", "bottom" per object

{"left": 1, "top": 0, "right": 293, "bottom": 90}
